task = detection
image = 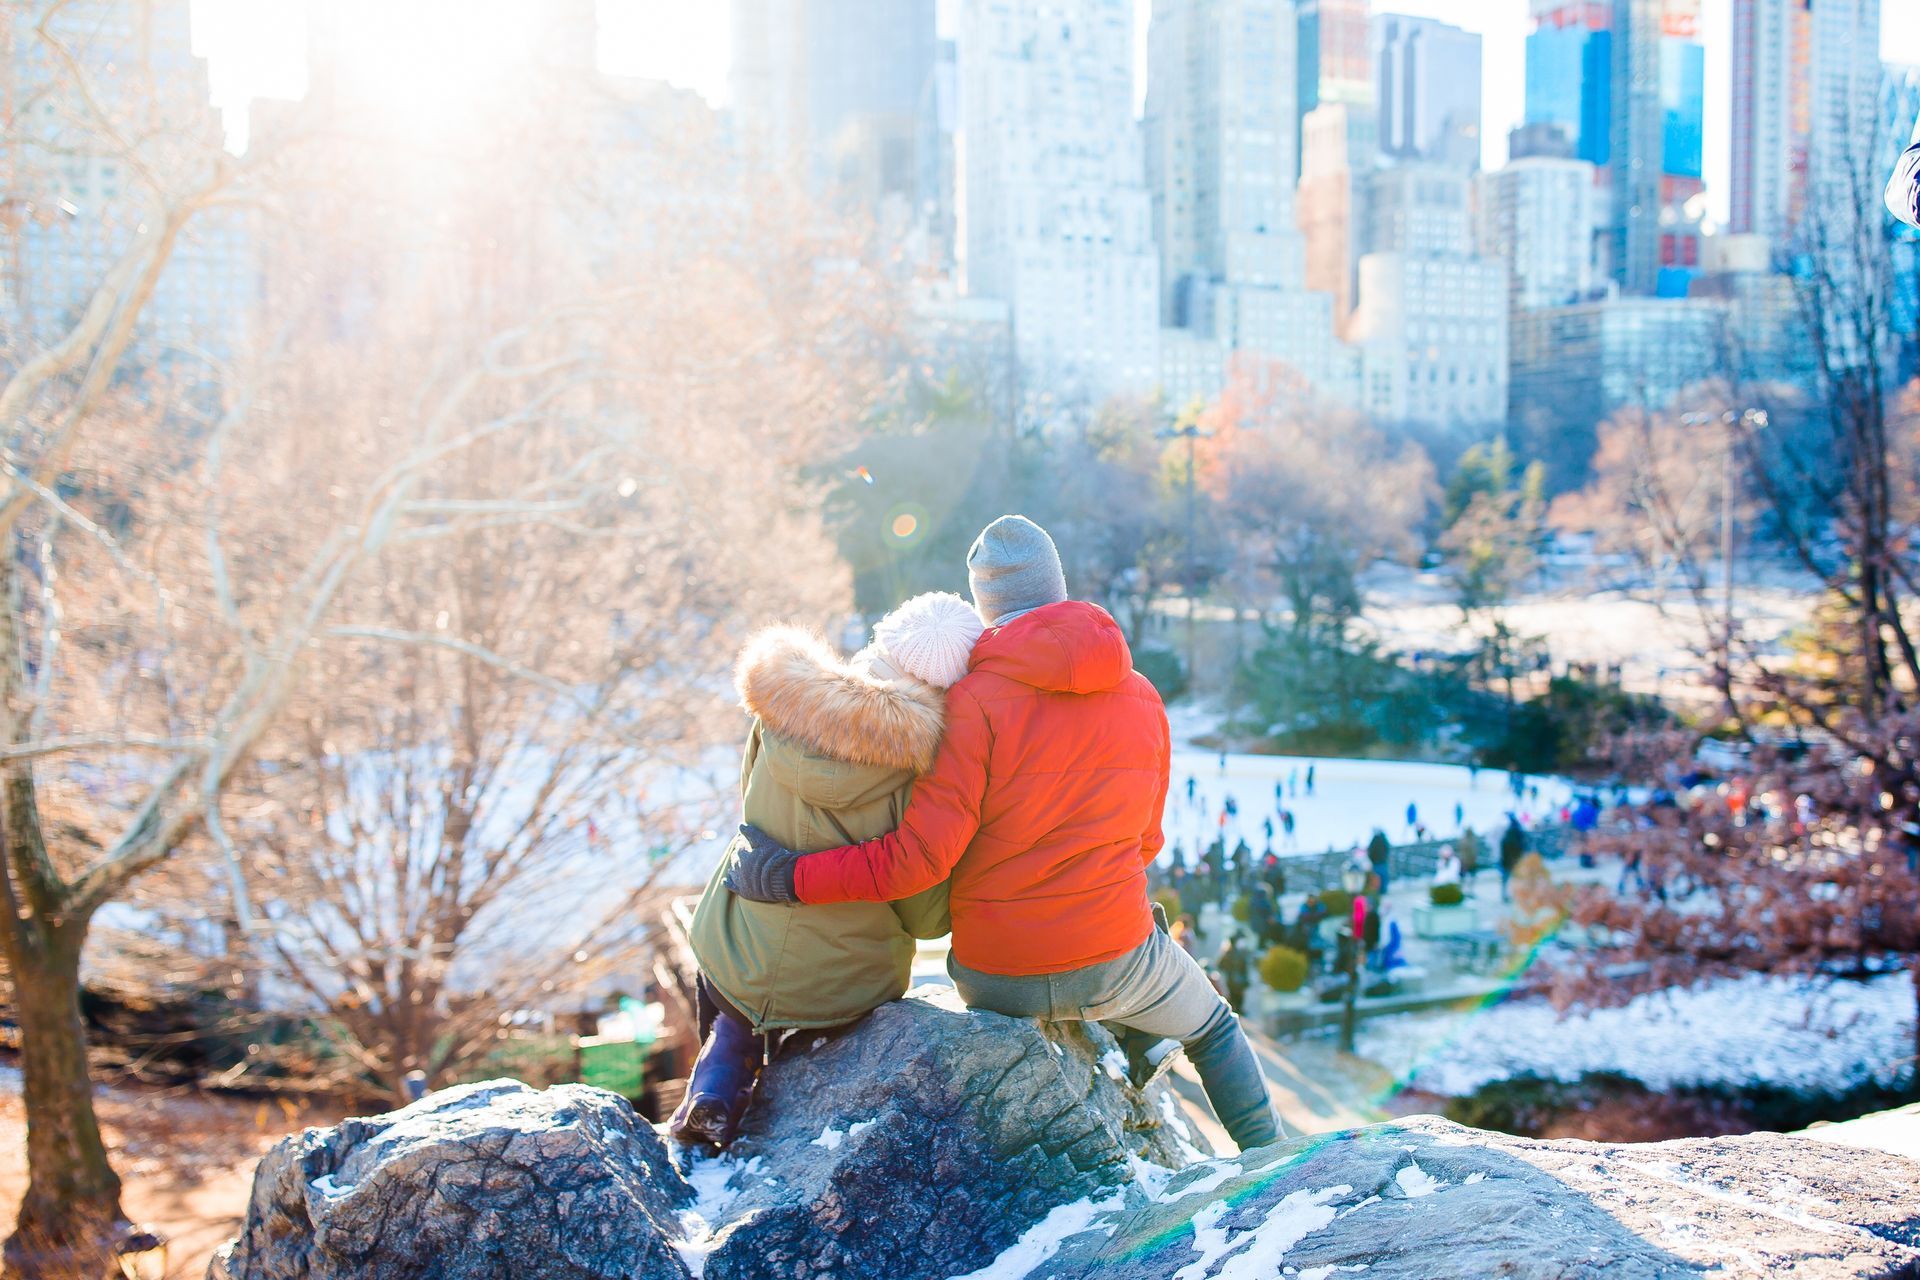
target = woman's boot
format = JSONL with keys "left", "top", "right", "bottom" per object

{"left": 669, "top": 1010, "right": 764, "bottom": 1147}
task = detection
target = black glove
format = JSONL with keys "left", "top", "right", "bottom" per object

{"left": 724, "top": 823, "right": 803, "bottom": 904}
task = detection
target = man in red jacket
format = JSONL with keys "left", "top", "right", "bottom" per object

{"left": 729, "top": 516, "right": 1280, "bottom": 1150}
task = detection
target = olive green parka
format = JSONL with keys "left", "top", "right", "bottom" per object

{"left": 690, "top": 628, "right": 952, "bottom": 1032}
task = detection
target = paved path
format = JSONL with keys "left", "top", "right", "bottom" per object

{"left": 1164, "top": 1025, "right": 1398, "bottom": 1151}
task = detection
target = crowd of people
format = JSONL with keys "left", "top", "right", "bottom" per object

{"left": 1147, "top": 771, "right": 1551, "bottom": 1014}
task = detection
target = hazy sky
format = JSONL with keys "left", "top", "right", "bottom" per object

{"left": 193, "top": 0, "right": 1920, "bottom": 225}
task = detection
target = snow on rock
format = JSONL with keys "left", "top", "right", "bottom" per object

{"left": 947, "top": 1193, "right": 1127, "bottom": 1280}
{"left": 1154, "top": 1161, "right": 1242, "bottom": 1205}
{"left": 1358, "top": 971, "right": 1915, "bottom": 1097}
{"left": 676, "top": 1155, "right": 762, "bottom": 1278}
{"left": 1171, "top": 1186, "right": 1347, "bottom": 1280}
{"left": 1392, "top": 1162, "right": 1445, "bottom": 1198}
{"left": 1800, "top": 1100, "right": 1920, "bottom": 1163}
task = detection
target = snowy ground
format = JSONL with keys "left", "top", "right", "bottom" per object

{"left": 1355, "top": 971, "right": 1916, "bottom": 1098}
{"left": 1161, "top": 750, "right": 1577, "bottom": 862}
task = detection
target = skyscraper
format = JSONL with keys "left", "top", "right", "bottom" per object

{"left": 1730, "top": 0, "right": 1883, "bottom": 251}
{"left": 958, "top": 0, "right": 1159, "bottom": 400}
{"left": 1609, "top": 0, "right": 1706, "bottom": 296}
{"left": 1295, "top": 0, "right": 1372, "bottom": 179}
{"left": 1296, "top": 101, "right": 1377, "bottom": 331}
{"left": 1478, "top": 155, "right": 1605, "bottom": 311}
{"left": 1524, "top": 0, "right": 1613, "bottom": 166}
{"left": 1145, "top": 0, "right": 1346, "bottom": 400}
{"left": 730, "top": 0, "right": 942, "bottom": 243}
{"left": 1374, "top": 14, "right": 1482, "bottom": 170}
{"left": 1347, "top": 164, "right": 1509, "bottom": 427}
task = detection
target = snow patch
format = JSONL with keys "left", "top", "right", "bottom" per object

{"left": 1394, "top": 1162, "right": 1446, "bottom": 1198}
{"left": 1100, "top": 1049, "right": 1129, "bottom": 1083}
{"left": 1128, "top": 1155, "right": 1177, "bottom": 1202}
{"left": 1358, "top": 971, "right": 1915, "bottom": 1097}
{"left": 1154, "top": 1092, "right": 1208, "bottom": 1163}
{"left": 812, "top": 1119, "right": 875, "bottom": 1151}
{"left": 1173, "top": 1185, "right": 1351, "bottom": 1280}
{"left": 308, "top": 1173, "right": 353, "bottom": 1199}
{"left": 674, "top": 1154, "right": 762, "bottom": 1278}
{"left": 946, "top": 1192, "right": 1125, "bottom": 1280}
{"left": 1157, "top": 1161, "right": 1243, "bottom": 1205}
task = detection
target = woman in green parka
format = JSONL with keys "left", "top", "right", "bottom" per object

{"left": 670, "top": 591, "right": 983, "bottom": 1147}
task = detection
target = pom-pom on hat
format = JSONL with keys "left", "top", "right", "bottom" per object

{"left": 870, "top": 591, "right": 984, "bottom": 690}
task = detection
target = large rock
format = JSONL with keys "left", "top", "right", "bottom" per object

{"left": 1034, "top": 1115, "right": 1920, "bottom": 1280}
{"left": 214, "top": 988, "right": 1204, "bottom": 1280}
{"left": 689, "top": 989, "right": 1202, "bottom": 1279}
{"left": 212, "top": 990, "right": 1920, "bottom": 1280}
{"left": 210, "top": 1079, "right": 694, "bottom": 1280}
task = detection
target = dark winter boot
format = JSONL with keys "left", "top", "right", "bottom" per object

{"left": 1111, "top": 1024, "right": 1182, "bottom": 1092}
{"left": 669, "top": 1009, "right": 763, "bottom": 1148}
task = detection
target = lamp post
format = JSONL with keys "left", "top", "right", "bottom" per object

{"left": 1338, "top": 861, "right": 1367, "bottom": 1053}
{"left": 1157, "top": 422, "right": 1212, "bottom": 686}
{"left": 1682, "top": 407, "right": 1769, "bottom": 715}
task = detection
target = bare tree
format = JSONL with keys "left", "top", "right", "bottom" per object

{"left": 1542, "top": 138, "right": 1920, "bottom": 1083}
{"left": 1198, "top": 358, "right": 1433, "bottom": 644}
{"left": 1559, "top": 733, "right": 1920, "bottom": 1081}
{"left": 1432, "top": 436, "right": 1548, "bottom": 706}
{"left": 0, "top": 13, "right": 894, "bottom": 1273}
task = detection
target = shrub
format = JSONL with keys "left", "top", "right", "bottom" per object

{"left": 1230, "top": 894, "right": 1251, "bottom": 923}
{"left": 1318, "top": 889, "right": 1354, "bottom": 918}
{"left": 1152, "top": 887, "right": 1183, "bottom": 923}
{"left": 1134, "top": 645, "right": 1189, "bottom": 700}
{"left": 1258, "top": 946, "right": 1309, "bottom": 993}
{"left": 1429, "top": 882, "right": 1466, "bottom": 907}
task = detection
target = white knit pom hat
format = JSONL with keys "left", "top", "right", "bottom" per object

{"left": 870, "top": 591, "right": 984, "bottom": 690}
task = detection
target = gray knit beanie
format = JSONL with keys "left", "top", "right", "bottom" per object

{"left": 967, "top": 515, "right": 1068, "bottom": 625}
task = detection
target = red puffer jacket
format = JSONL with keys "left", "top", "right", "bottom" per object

{"left": 791, "top": 600, "right": 1171, "bottom": 976}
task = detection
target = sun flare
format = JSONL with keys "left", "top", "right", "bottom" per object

{"left": 311, "top": 0, "right": 559, "bottom": 136}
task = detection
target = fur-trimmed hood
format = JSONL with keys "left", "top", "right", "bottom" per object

{"left": 735, "top": 627, "right": 948, "bottom": 775}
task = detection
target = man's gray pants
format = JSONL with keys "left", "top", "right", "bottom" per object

{"left": 949, "top": 927, "right": 1282, "bottom": 1151}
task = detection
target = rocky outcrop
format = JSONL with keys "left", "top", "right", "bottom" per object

{"left": 213, "top": 989, "right": 1204, "bottom": 1280}
{"left": 209, "top": 1078, "right": 694, "bottom": 1280}
{"left": 1038, "top": 1115, "right": 1920, "bottom": 1280}
{"left": 213, "top": 988, "right": 1920, "bottom": 1280}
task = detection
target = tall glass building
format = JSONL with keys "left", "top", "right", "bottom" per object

{"left": 1524, "top": 1, "right": 1612, "bottom": 166}
{"left": 1660, "top": 37, "right": 1705, "bottom": 181}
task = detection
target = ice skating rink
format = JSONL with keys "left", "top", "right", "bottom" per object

{"left": 1161, "top": 750, "right": 1578, "bottom": 861}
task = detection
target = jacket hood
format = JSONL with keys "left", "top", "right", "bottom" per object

{"left": 968, "top": 600, "right": 1134, "bottom": 694}
{"left": 736, "top": 627, "right": 948, "bottom": 774}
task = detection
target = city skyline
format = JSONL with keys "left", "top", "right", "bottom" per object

{"left": 189, "top": 0, "right": 1920, "bottom": 227}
